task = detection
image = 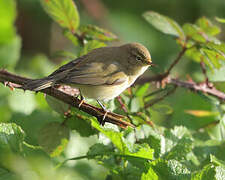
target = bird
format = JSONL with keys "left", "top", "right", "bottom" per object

{"left": 24, "top": 42, "right": 152, "bottom": 124}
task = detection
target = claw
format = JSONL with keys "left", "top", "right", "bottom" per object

{"left": 78, "top": 99, "right": 84, "bottom": 108}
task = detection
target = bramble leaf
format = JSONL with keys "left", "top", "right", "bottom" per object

{"left": 143, "top": 11, "right": 185, "bottom": 39}
{"left": 40, "top": 0, "right": 80, "bottom": 33}
{"left": 79, "top": 25, "right": 118, "bottom": 42}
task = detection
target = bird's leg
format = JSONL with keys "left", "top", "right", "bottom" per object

{"left": 97, "top": 100, "right": 110, "bottom": 126}
{"left": 78, "top": 89, "right": 85, "bottom": 108}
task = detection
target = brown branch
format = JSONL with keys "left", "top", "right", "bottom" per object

{"left": 136, "top": 76, "right": 225, "bottom": 101}
{"left": 0, "top": 69, "right": 135, "bottom": 129}
{"left": 200, "top": 60, "right": 212, "bottom": 88}
{"left": 165, "top": 47, "right": 187, "bottom": 75}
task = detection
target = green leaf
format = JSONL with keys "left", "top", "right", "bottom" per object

{"left": 51, "top": 50, "right": 77, "bottom": 60}
{"left": 196, "top": 17, "right": 221, "bottom": 36}
{"left": 143, "top": 11, "right": 185, "bottom": 39}
{"left": 38, "top": 122, "right": 70, "bottom": 157}
{"left": 129, "top": 97, "right": 141, "bottom": 113}
{"left": 127, "top": 143, "right": 154, "bottom": 160}
{"left": 207, "top": 61, "right": 225, "bottom": 82}
{"left": 135, "top": 84, "right": 149, "bottom": 97}
{"left": 0, "top": 35, "right": 21, "bottom": 69}
{"left": 0, "top": 0, "right": 16, "bottom": 44}
{"left": 215, "top": 17, "right": 225, "bottom": 24}
{"left": 8, "top": 90, "right": 36, "bottom": 115}
{"left": 191, "top": 164, "right": 216, "bottom": 180}
{"left": 0, "top": 123, "right": 25, "bottom": 153}
{"left": 90, "top": 118, "right": 128, "bottom": 153}
{"left": 63, "top": 29, "right": 79, "bottom": 46}
{"left": 79, "top": 40, "right": 106, "bottom": 56}
{"left": 45, "top": 95, "right": 70, "bottom": 115}
{"left": 87, "top": 143, "right": 114, "bottom": 157}
{"left": 165, "top": 136, "right": 193, "bottom": 161}
{"left": 40, "top": 0, "right": 80, "bottom": 33}
{"left": 143, "top": 159, "right": 190, "bottom": 180}
{"left": 0, "top": 167, "right": 16, "bottom": 180}
{"left": 210, "top": 155, "right": 225, "bottom": 168}
{"left": 215, "top": 166, "right": 225, "bottom": 180}
{"left": 183, "top": 23, "right": 206, "bottom": 43}
{"left": 66, "top": 112, "right": 97, "bottom": 137}
{"left": 79, "top": 25, "right": 118, "bottom": 42}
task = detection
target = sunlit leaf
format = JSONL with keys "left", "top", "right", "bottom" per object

{"left": 135, "top": 84, "right": 149, "bottom": 97}
{"left": 0, "top": 0, "right": 16, "bottom": 44}
{"left": 40, "top": 0, "right": 80, "bottom": 33}
{"left": 0, "top": 123, "right": 25, "bottom": 153}
{"left": 215, "top": 17, "right": 225, "bottom": 24}
{"left": 143, "top": 159, "right": 190, "bottom": 180}
{"left": 196, "top": 17, "right": 221, "bottom": 36}
{"left": 79, "top": 40, "right": 106, "bottom": 56}
{"left": 183, "top": 23, "right": 206, "bottom": 43}
{"left": 79, "top": 25, "right": 118, "bottom": 42}
{"left": 185, "top": 110, "right": 219, "bottom": 117}
{"left": 143, "top": 11, "right": 185, "bottom": 39}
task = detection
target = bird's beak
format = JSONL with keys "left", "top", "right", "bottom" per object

{"left": 146, "top": 59, "right": 154, "bottom": 66}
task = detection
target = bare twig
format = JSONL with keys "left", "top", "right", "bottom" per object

{"left": 200, "top": 60, "right": 212, "bottom": 88}
{"left": 165, "top": 47, "right": 187, "bottom": 75}
{"left": 136, "top": 76, "right": 225, "bottom": 101}
{"left": 0, "top": 69, "right": 135, "bottom": 129}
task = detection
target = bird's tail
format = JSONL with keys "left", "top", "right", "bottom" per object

{"left": 23, "top": 77, "right": 55, "bottom": 91}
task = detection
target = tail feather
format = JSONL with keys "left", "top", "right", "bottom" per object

{"left": 23, "top": 78, "right": 55, "bottom": 91}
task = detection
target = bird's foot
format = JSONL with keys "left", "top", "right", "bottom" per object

{"left": 97, "top": 100, "right": 110, "bottom": 126}
{"left": 78, "top": 89, "right": 85, "bottom": 108}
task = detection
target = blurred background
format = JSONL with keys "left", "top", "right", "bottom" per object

{"left": 0, "top": 0, "right": 225, "bottom": 179}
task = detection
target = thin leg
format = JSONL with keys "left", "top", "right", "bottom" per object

{"left": 78, "top": 89, "right": 85, "bottom": 108}
{"left": 97, "top": 100, "right": 109, "bottom": 126}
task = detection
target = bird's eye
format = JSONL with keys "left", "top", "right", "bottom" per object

{"left": 136, "top": 55, "right": 142, "bottom": 61}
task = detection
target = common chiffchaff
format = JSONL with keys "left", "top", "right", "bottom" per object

{"left": 25, "top": 43, "right": 152, "bottom": 102}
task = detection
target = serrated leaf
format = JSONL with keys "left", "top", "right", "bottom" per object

{"left": 196, "top": 17, "right": 221, "bottom": 36}
{"left": 40, "top": 0, "right": 80, "bottom": 33}
{"left": 0, "top": 123, "right": 25, "bottom": 153}
{"left": 201, "top": 48, "right": 224, "bottom": 69}
{"left": 38, "top": 122, "right": 69, "bottom": 157}
{"left": 143, "top": 11, "right": 185, "bottom": 39}
{"left": 183, "top": 23, "right": 206, "bottom": 43}
{"left": 45, "top": 95, "right": 70, "bottom": 115}
{"left": 165, "top": 136, "right": 193, "bottom": 161}
{"left": 79, "top": 25, "right": 117, "bottom": 42}
{"left": 145, "top": 159, "right": 190, "bottom": 180}
{"left": 90, "top": 118, "right": 128, "bottom": 153}
{"left": 79, "top": 40, "right": 106, "bottom": 56}
{"left": 191, "top": 164, "right": 216, "bottom": 180}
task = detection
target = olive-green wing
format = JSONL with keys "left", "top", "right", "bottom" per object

{"left": 58, "top": 61, "right": 128, "bottom": 86}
